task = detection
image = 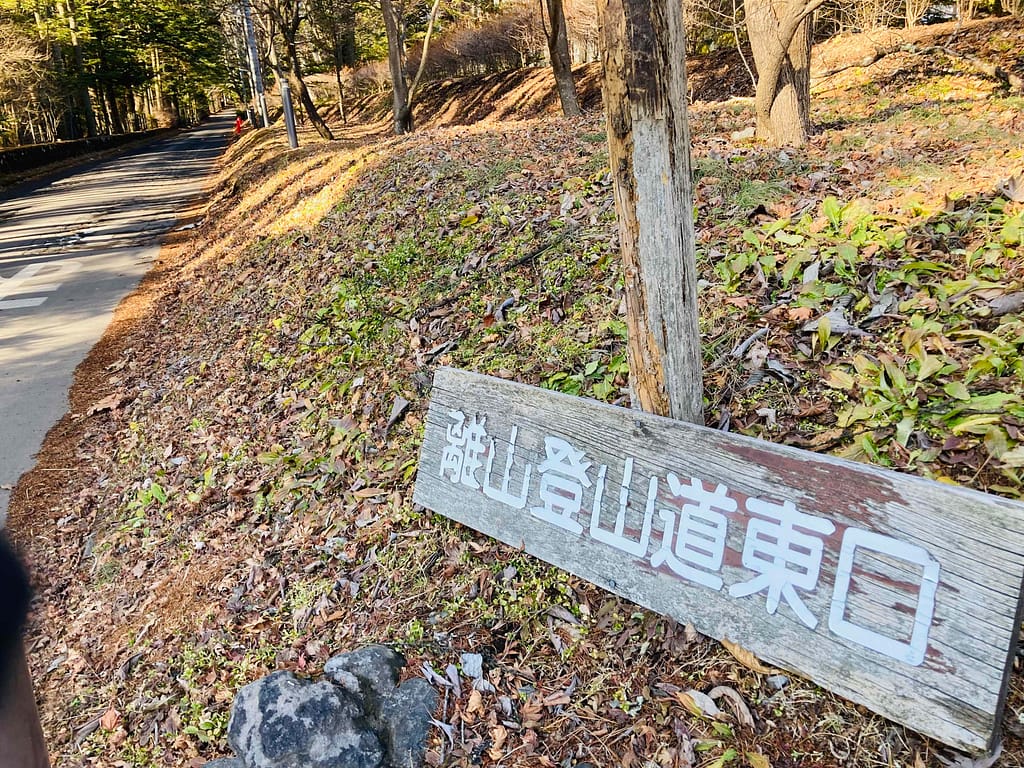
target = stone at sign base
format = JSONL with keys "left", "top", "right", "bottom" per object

{"left": 207, "top": 645, "right": 438, "bottom": 768}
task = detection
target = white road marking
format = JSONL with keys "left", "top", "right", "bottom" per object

{"left": 0, "top": 260, "right": 83, "bottom": 309}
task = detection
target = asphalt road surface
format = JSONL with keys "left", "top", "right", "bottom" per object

{"left": 0, "top": 112, "right": 234, "bottom": 522}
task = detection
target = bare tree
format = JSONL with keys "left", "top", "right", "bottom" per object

{"left": 307, "top": 0, "right": 357, "bottom": 124}
{"left": 747, "top": 0, "right": 822, "bottom": 146}
{"left": 380, "top": 0, "right": 441, "bottom": 134}
{"left": 541, "top": 0, "right": 581, "bottom": 116}
{"left": 256, "top": 0, "right": 335, "bottom": 139}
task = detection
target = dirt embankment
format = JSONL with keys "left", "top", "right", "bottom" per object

{"left": 8, "top": 16, "right": 1024, "bottom": 768}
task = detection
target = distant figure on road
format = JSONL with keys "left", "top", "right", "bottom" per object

{"left": 233, "top": 115, "right": 244, "bottom": 137}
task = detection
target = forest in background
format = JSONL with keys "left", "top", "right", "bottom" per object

{"left": 0, "top": 0, "right": 1020, "bottom": 147}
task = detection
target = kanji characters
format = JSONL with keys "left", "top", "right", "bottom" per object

{"left": 434, "top": 417, "right": 943, "bottom": 664}
{"left": 483, "top": 425, "right": 532, "bottom": 509}
{"left": 530, "top": 436, "right": 593, "bottom": 534}
{"left": 829, "top": 527, "right": 939, "bottom": 665}
{"left": 439, "top": 410, "right": 488, "bottom": 489}
{"left": 650, "top": 474, "right": 732, "bottom": 590}
{"left": 729, "top": 498, "right": 835, "bottom": 629}
{"left": 590, "top": 458, "right": 656, "bottom": 557}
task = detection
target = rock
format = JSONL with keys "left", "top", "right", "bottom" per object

{"left": 325, "top": 646, "right": 438, "bottom": 768}
{"left": 459, "top": 653, "right": 483, "bottom": 680}
{"left": 766, "top": 674, "right": 790, "bottom": 691}
{"left": 324, "top": 645, "right": 405, "bottom": 708}
{"left": 381, "top": 678, "right": 438, "bottom": 768}
{"left": 228, "top": 670, "right": 384, "bottom": 768}
{"left": 202, "top": 760, "right": 244, "bottom": 768}
{"left": 730, "top": 126, "right": 756, "bottom": 142}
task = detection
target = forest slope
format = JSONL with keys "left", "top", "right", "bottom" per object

{"left": 8, "top": 17, "right": 1024, "bottom": 768}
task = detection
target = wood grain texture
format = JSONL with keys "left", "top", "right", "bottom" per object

{"left": 413, "top": 368, "right": 1024, "bottom": 755}
{"left": 596, "top": 0, "right": 702, "bottom": 423}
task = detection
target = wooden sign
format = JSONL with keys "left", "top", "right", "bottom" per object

{"left": 413, "top": 367, "right": 1024, "bottom": 755}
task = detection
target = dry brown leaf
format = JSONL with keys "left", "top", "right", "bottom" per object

{"left": 721, "top": 638, "right": 772, "bottom": 674}
{"left": 466, "top": 689, "right": 485, "bottom": 716}
{"left": 708, "top": 685, "right": 755, "bottom": 728}
{"left": 786, "top": 306, "right": 814, "bottom": 322}
{"left": 542, "top": 691, "right": 571, "bottom": 707}
{"left": 488, "top": 725, "right": 508, "bottom": 760}
{"left": 353, "top": 487, "right": 387, "bottom": 498}
{"left": 87, "top": 393, "right": 125, "bottom": 416}
{"left": 99, "top": 707, "right": 120, "bottom": 731}
{"left": 675, "top": 689, "right": 720, "bottom": 718}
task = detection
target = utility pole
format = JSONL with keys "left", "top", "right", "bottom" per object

{"left": 280, "top": 80, "right": 298, "bottom": 148}
{"left": 241, "top": 0, "right": 270, "bottom": 127}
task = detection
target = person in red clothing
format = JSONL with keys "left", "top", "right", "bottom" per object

{"left": 233, "top": 115, "right": 244, "bottom": 136}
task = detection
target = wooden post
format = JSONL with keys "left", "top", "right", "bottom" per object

{"left": 596, "top": 0, "right": 703, "bottom": 424}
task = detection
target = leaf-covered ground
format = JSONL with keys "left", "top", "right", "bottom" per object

{"left": 8, "top": 17, "right": 1024, "bottom": 768}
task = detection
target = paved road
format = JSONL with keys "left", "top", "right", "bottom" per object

{"left": 0, "top": 112, "right": 234, "bottom": 521}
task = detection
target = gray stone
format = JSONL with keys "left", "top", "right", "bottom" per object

{"left": 459, "top": 652, "right": 483, "bottom": 680}
{"left": 380, "top": 678, "right": 438, "bottom": 768}
{"left": 766, "top": 674, "right": 790, "bottom": 691}
{"left": 202, "top": 760, "right": 244, "bottom": 768}
{"left": 324, "top": 645, "right": 405, "bottom": 708}
{"left": 324, "top": 646, "right": 438, "bottom": 768}
{"left": 228, "top": 670, "right": 384, "bottom": 768}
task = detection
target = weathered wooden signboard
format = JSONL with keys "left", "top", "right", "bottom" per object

{"left": 413, "top": 367, "right": 1024, "bottom": 755}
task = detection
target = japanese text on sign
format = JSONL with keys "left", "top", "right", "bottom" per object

{"left": 439, "top": 409, "right": 940, "bottom": 667}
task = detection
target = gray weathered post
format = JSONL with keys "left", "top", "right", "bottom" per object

{"left": 596, "top": 0, "right": 703, "bottom": 423}
{"left": 280, "top": 80, "right": 298, "bottom": 149}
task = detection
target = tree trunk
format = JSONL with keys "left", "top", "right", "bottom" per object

{"left": 380, "top": 0, "right": 413, "bottom": 134}
{"left": 334, "top": 66, "right": 348, "bottom": 124}
{"left": 283, "top": 38, "right": 334, "bottom": 139}
{"left": 105, "top": 85, "right": 125, "bottom": 134}
{"left": 62, "top": 0, "right": 96, "bottom": 137}
{"left": 545, "top": 0, "right": 582, "bottom": 116}
{"left": 332, "top": 29, "right": 348, "bottom": 124}
{"left": 747, "top": 0, "right": 819, "bottom": 146}
{"left": 596, "top": 0, "right": 703, "bottom": 423}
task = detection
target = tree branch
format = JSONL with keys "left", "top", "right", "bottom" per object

{"left": 406, "top": 0, "right": 441, "bottom": 105}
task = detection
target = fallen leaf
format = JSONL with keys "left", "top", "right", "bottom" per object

{"left": 747, "top": 751, "right": 772, "bottom": 768}
{"left": 988, "top": 292, "right": 1024, "bottom": 317}
{"left": 787, "top": 306, "right": 814, "bottom": 322}
{"left": 675, "top": 689, "right": 720, "bottom": 718}
{"left": 385, "top": 396, "right": 410, "bottom": 431}
{"left": 543, "top": 690, "right": 571, "bottom": 707}
{"left": 353, "top": 487, "right": 388, "bottom": 498}
{"left": 100, "top": 707, "right": 120, "bottom": 731}
{"left": 466, "top": 689, "right": 485, "bottom": 717}
{"left": 708, "top": 685, "right": 755, "bottom": 728}
{"left": 997, "top": 174, "right": 1024, "bottom": 203}
{"left": 87, "top": 393, "right": 125, "bottom": 416}
{"left": 721, "top": 638, "right": 772, "bottom": 674}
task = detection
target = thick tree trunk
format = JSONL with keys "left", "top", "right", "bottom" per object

{"left": 104, "top": 85, "right": 125, "bottom": 134}
{"left": 61, "top": 0, "right": 96, "bottom": 137}
{"left": 545, "top": 0, "right": 582, "bottom": 116}
{"left": 596, "top": 0, "right": 703, "bottom": 423}
{"left": 747, "top": 0, "right": 819, "bottom": 146}
{"left": 380, "top": 0, "right": 413, "bottom": 134}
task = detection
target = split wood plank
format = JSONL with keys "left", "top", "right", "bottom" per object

{"left": 413, "top": 367, "right": 1024, "bottom": 755}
